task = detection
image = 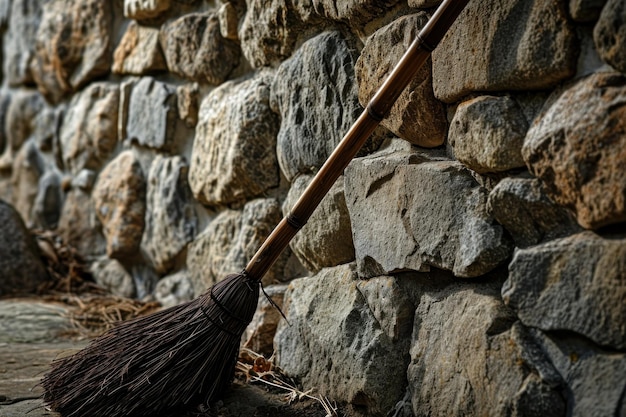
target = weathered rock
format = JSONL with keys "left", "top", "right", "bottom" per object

{"left": 124, "top": 0, "right": 170, "bottom": 20}
{"left": 0, "top": 91, "right": 44, "bottom": 171}
{"left": 356, "top": 13, "right": 446, "bottom": 147}
{"left": 593, "top": 0, "right": 626, "bottom": 73}
{"left": 529, "top": 329, "right": 626, "bottom": 417}
{"left": 126, "top": 77, "right": 177, "bottom": 151}
{"left": 71, "top": 169, "right": 96, "bottom": 191}
{"left": 522, "top": 72, "right": 626, "bottom": 229}
{"left": 408, "top": 282, "right": 565, "bottom": 417}
{"left": 239, "top": 0, "right": 321, "bottom": 68}
{"left": 218, "top": 2, "right": 239, "bottom": 40}
{"left": 271, "top": 31, "right": 375, "bottom": 181}
{"left": 504, "top": 231, "right": 626, "bottom": 350}
{"left": 113, "top": 21, "right": 166, "bottom": 75}
{"left": 187, "top": 198, "right": 291, "bottom": 296}
{"left": 487, "top": 177, "right": 582, "bottom": 248}
{"left": 312, "top": 0, "right": 400, "bottom": 24}
{"left": 3, "top": 0, "right": 46, "bottom": 86}
{"left": 160, "top": 12, "right": 240, "bottom": 84}
{"left": 93, "top": 150, "right": 146, "bottom": 259}
{"left": 176, "top": 83, "right": 199, "bottom": 127}
{"left": 189, "top": 71, "right": 279, "bottom": 207}
{"left": 155, "top": 269, "right": 194, "bottom": 308}
{"left": 90, "top": 257, "right": 136, "bottom": 298}
{"left": 0, "top": 200, "right": 49, "bottom": 295}
{"left": 275, "top": 264, "right": 410, "bottom": 416}
{"left": 0, "top": 300, "right": 71, "bottom": 343}
{"left": 33, "top": 102, "right": 63, "bottom": 153}
{"left": 141, "top": 155, "right": 197, "bottom": 275}
{"left": 570, "top": 0, "right": 607, "bottom": 22}
{"left": 449, "top": 95, "right": 528, "bottom": 173}
{"left": 60, "top": 82, "right": 119, "bottom": 175}
{"left": 30, "top": 0, "right": 112, "bottom": 103}
{"left": 408, "top": 0, "right": 440, "bottom": 7}
{"left": 0, "top": 92, "right": 11, "bottom": 156}
{"left": 432, "top": 0, "right": 578, "bottom": 103}
{"left": 345, "top": 147, "right": 513, "bottom": 278}
{"left": 128, "top": 262, "right": 159, "bottom": 299}
{"left": 57, "top": 187, "right": 107, "bottom": 260}
{"left": 243, "top": 284, "right": 287, "bottom": 356}
{"left": 282, "top": 174, "right": 354, "bottom": 273}
{"left": 9, "top": 140, "right": 45, "bottom": 228}
{"left": 32, "top": 170, "right": 63, "bottom": 229}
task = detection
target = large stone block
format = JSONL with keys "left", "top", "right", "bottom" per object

{"left": 345, "top": 146, "right": 512, "bottom": 278}
{"left": 432, "top": 0, "right": 577, "bottom": 103}
{"left": 189, "top": 71, "right": 279, "bottom": 207}
{"left": 275, "top": 264, "right": 411, "bottom": 416}
{"left": 160, "top": 12, "right": 239, "bottom": 84}
{"left": 141, "top": 155, "right": 197, "bottom": 275}
{"left": 31, "top": 0, "right": 112, "bottom": 103}
{"left": 504, "top": 231, "right": 626, "bottom": 350}
{"left": 93, "top": 151, "right": 146, "bottom": 259}
{"left": 113, "top": 21, "right": 166, "bottom": 75}
{"left": 523, "top": 72, "right": 626, "bottom": 229}
{"left": 593, "top": 0, "right": 626, "bottom": 73}
{"left": 356, "top": 13, "right": 446, "bottom": 147}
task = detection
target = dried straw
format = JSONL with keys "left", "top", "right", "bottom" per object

{"left": 42, "top": 273, "right": 259, "bottom": 417}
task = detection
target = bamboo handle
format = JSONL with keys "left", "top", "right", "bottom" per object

{"left": 245, "top": 0, "right": 470, "bottom": 281}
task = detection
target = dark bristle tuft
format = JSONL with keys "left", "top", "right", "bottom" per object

{"left": 42, "top": 273, "right": 259, "bottom": 417}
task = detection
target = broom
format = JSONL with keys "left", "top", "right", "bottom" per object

{"left": 42, "top": 1, "right": 470, "bottom": 415}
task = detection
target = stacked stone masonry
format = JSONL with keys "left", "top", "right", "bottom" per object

{"left": 0, "top": 0, "right": 624, "bottom": 416}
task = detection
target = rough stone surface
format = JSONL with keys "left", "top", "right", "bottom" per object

{"left": 30, "top": 0, "right": 112, "bottom": 103}
{"left": 89, "top": 257, "right": 136, "bottom": 298}
{"left": 0, "top": 91, "right": 44, "bottom": 172}
{"left": 345, "top": 147, "right": 513, "bottom": 278}
{"left": 432, "top": 0, "right": 578, "bottom": 103}
{"left": 522, "top": 72, "right": 626, "bottom": 229}
{"left": 10, "top": 140, "right": 45, "bottom": 227}
{"left": 176, "top": 83, "right": 199, "bottom": 127}
{"left": 504, "top": 231, "right": 626, "bottom": 350}
{"left": 242, "top": 284, "right": 287, "bottom": 356}
{"left": 0, "top": 200, "right": 48, "bottom": 295}
{"left": 271, "top": 31, "right": 375, "bottom": 181}
{"left": 409, "top": 282, "right": 565, "bottom": 417}
{"left": 60, "top": 82, "right": 119, "bottom": 176}
{"left": 283, "top": 174, "right": 354, "bottom": 273}
{"left": 31, "top": 170, "right": 63, "bottom": 229}
{"left": 113, "top": 21, "right": 166, "bottom": 75}
{"left": 218, "top": 2, "right": 239, "bottom": 40}
{"left": 160, "top": 12, "right": 240, "bottom": 84}
{"left": 275, "top": 264, "right": 410, "bottom": 416}
{"left": 593, "top": 0, "right": 626, "bottom": 73}
{"left": 0, "top": 300, "right": 72, "bottom": 343}
{"left": 126, "top": 77, "right": 177, "bottom": 151}
{"left": 356, "top": 13, "right": 446, "bottom": 147}
{"left": 312, "top": 0, "right": 400, "bottom": 24}
{"left": 141, "top": 155, "right": 197, "bottom": 275}
{"left": 190, "top": 71, "right": 279, "bottom": 207}
{"left": 408, "top": 0, "right": 440, "bottom": 7}
{"left": 154, "top": 269, "right": 194, "bottom": 308}
{"left": 93, "top": 151, "right": 146, "bottom": 259}
{"left": 570, "top": 0, "right": 607, "bottom": 22}
{"left": 124, "top": 0, "right": 170, "bottom": 20}
{"left": 449, "top": 95, "right": 528, "bottom": 173}
{"left": 487, "top": 177, "right": 583, "bottom": 248}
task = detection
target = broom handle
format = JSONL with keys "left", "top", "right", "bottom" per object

{"left": 245, "top": 0, "right": 470, "bottom": 281}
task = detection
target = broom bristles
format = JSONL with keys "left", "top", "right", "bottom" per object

{"left": 42, "top": 272, "right": 260, "bottom": 417}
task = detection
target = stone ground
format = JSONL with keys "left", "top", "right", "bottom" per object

{"left": 0, "top": 298, "right": 357, "bottom": 417}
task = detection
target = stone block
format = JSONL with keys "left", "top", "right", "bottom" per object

{"left": 124, "top": 0, "right": 170, "bottom": 20}
{"left": 155, "top": 270, "right": 194, "bottom": 308}
{"left": 4, "top": 0, "right": 45, "bottom": 86}
{"left": 312, "top": 0, "right": 401, "bottom": 24}
{"left": 89, "top": 257, "right": 136, "bottom": 298}
{"left": 593, "top": 0, "right": 626, "bottom": 73}
{"left": 113, "top": 21, "right": 166, "bottom": 75}
{"left": 570, "top": 0, "right": 607, "bottom": 22}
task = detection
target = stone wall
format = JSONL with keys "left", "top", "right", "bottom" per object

{"left": 0, "top": 0, "right": 624, "bottom": 416}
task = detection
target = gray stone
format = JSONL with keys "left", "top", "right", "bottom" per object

{"left": 113, "top": 21, "right": 166, "bottom": 75}
{"left": 345, "top": 147, "right": 512, "bottom": 278}
{"left": 408, "top": 282, "right": 565, "bottom": 417}
{"left": 0, "top": 300, "right": 71, "bottom": 343}
{"left": 160, "top": 12, "right": 240, "bottom": 84}
{"left": 242, "top": 284, "right": 287, "bottom": 356}
{"left": 189, "top": 71, "right": 279, "bottom": 207}
{"left": 154, "top": 269, "right": 194, "bottom": 308}
{"left": 0, "top": 90, "right": 44, "bottom": 172}
{"left": 275, "top": 264, "right": 410, "bottom": 416}
{"left": 522, "top": 72, "right": 626, "bottom": 229}
{"left": 355, "top": 13, "right": 446, "bottom": 147}
{"left": 71, "top": 169, "right": 96, "bottom": 191}
{"left": 124, "top": 0, "right": 170, "bottom": 20}
{"left": 90, "top": 257, "right": 136, "bottom": 298}
{"left": 60, "top": 82, "right": 119, "bottom": 176}
{"left": 504, "top": 231, "right": 626, "bottom": 350}
{"left": 271, "top": 31, "right": 376, "bottom": 181}
{"left": 408, "top": 0, "right": 440, "bottom": 7}
{"left": 449, "top": 95, "right": 528, "bottom": 173}
{"left": 0, "top": 200, "right": 48, "bottom": 295}
{"left": 32, "top": 170, "right": 63, "bottom": 229}
{"left": 570, "top": 0, "right": 607, "bottom": 22}
{"left": 141, "top": 155, "right": 197, "bottom": 275}
{"left": 432, "top": 0, "right": 578, "bottom": 103}
{"left": 487, "top": 177, "right": 582, "bottom": 248}
{"left": 282, "top": 174, "right": 354, "bottom": 273}
{"left": 9, "top": 140, "right": 45, "bottom": 227}
{"left": 126, "top": 77, "right": 177, "bottom": 151}
{"left": 3, "top": 0, "right": 46, "bottom": 86}
{"left": 594, "top": 0, "right": 626, "bottom": 73}
{"left": 93, "top": 150, "right": 146, "bottom": 259}
{"left": 31, "top": 0, "right": 112, "bottom": 103}
{"left": 312, "top": 0, "right": 400, "bottom": 24}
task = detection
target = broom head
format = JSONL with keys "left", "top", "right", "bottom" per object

{"left": 42, "top": 272, "right": 260, "bottom": 417}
